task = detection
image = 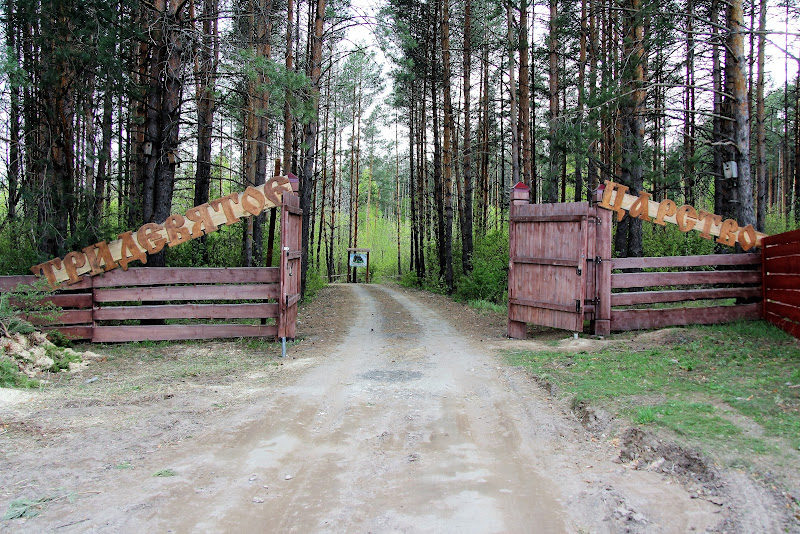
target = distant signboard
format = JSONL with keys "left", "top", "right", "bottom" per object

{"left": 349, "top": 253, "right": 367, "bottom": 268}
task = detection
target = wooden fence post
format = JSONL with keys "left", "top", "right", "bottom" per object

{"left": 508, "top": 182, "right": 530, "bottom": 339}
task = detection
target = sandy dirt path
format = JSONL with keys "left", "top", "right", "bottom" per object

{"left": 3, "top": 284, "right": 731, "bottom": 533}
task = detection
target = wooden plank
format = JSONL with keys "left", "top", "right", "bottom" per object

{"left": 45, "top": 293, "right": 93, "bottom": 308}
{"left": 286, "top": 251, "right": 301, "bottom": 261}
{"left": 509, "top": 297, "right": 578, "bottom": 314}
{"left": 611, "top": 253, "right": 761, "bottom": 270}
{"left": 91, "top": 267, "right": 279, "bottom": 288}
{"left": 611, "top": 303, "right": 761, "bottom": 331}
{"left": 764, "top": 311, "right": 800, "bottom": 339}
{"left": 93, "top": 283, "right": 279, "bottom": 303}
{"left": 508, "top": 319, "right": 526, "bottom": 339}
{"left": 764, "top": 300, "right": 800, "bottom": 326}
{"left": 92, "top": 324, "right": 278, "bottom": 343}
{"left": 509, "top": 303, "right": 583, "bottom": 332}
{"left": 93, "top": 303, "right": 279, "bottom": 321}
{"left": 764, "top": 255, "right": 800, "bottom": 274}
{"left": 763, "top": 241, "right": 800, "bottom": 258}
{"left": 511, "top": 256, "right": 581, "bottom": 268}
{"left": 595, "top": 207, "right": 612, "bottom": 336}
{"left": 612, "top": 270, "right": 761, "bottom": 289}
{"left": 510, "top": 215, "right": 587, "bottom": 223}
{"left": 30, "top": 309, "right": 92, "bottom": 326}
{"left": 286, "top": 293, "right": 301, "bottom": 308}
{"left": 765, "top": 289, "right": 800, "bottom": 307}
{"left": 0, "top": 275, "right": 93, "bottom": 291}
{"left": 763, "top": 274, "right": 800, "bottom": 290}
{"left": 283, "top": 204, "right": 302, "bottom": 215}
{"left": 43, "top": 325, "right": 93, "bottom": 340}
{"left": 611, "top": 287, "right": 762, "bottom": 306}
{"left": 762, "top": 228, "right": 800, "bottom": 247}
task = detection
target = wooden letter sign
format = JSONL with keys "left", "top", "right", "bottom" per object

{"left": 598, "top": 180, "right": 766, "bottom": 251}
{"left": 32, "top": 175, "right": 293, "bottom": 289}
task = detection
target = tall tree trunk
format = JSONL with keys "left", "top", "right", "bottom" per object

{"left": 441, "top": 0, "right": 454, "bottom": 291}
{"left": 518, "top": 0, "right": 532, "bottom": 189}
{"left": 683, "top": 0, "right": 695, "bottom": 206}
{"left": 299, "top": 0, "right": 325, "bottom": 298}
{"left": 719, "top": 0, "right": 755, "bottom": 228}
{"left": 546, "top": 0, "right": 559, "bottom": 203}
{"left": 615, "top": 0, "right": 645, "bottom": 258}
{"left": 755, "top": 0, "right": 767, "bottom": 231}
{"left": 460, "top": 0, "right": 474, "bottom": 274}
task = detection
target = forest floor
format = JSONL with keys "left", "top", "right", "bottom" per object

{"left": 1, "top": 283, "right": 798, "bottom": 533}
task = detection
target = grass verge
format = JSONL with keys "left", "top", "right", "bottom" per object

{"left": 507, "top": 320, "right": 800, "bottom": 458}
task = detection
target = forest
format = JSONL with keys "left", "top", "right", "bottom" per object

{"left": 0, "top": 0, "right": 798, "bottom": 303}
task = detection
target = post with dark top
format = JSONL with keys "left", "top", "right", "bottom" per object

{"left": 507, "top": 182, "right": 530, "bottom": 339}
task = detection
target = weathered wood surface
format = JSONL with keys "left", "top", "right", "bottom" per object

{"left": 611, "top": 287, "right": 761, "bottom": 306}
{"left": 611, "top": 253, "right": 760, "bottom": 270}
{"left": 90, "top": 267, "right": 279, "bottom": 287}
{"left": 612, "top": 270, "right": 761, "bottom": 289}
{"left": 762, "top": 230, "right": 800, "bottom": 339}
{"left": 279, "top": 192, "right": 302, "bottom": 339}
{"left": 93, "top": 284, "right": 279, "bottom": 303}
{"left": 507, "top": 201, "right": 589, "bottom": 335}
{"left": 92, "top": 324, "right": 278, "bottom": 343}
{"left": 93, "top": 303, "right": 279, "bottom": 321}
{"left": 611, "top": 303, "right": 761, "bottom": 331}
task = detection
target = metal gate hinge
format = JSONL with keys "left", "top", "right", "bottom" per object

{"left": 577, "top": 266, "right": 582, "bottom": 276}
{"left": 576, "top": 299, "right": 582, "bottom": 312}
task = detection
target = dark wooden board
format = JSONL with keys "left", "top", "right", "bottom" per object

{"left": 611, "top": 287, "right": 761, "bottom": 306}
{"left": 762, "top": 228, "right": 800, "bottom": 247}
{"left": 764, "top": 300, "right": 800, "bottom": 325}
{"left": 764, "top": 255, "right": 800, "bottom": 274}
{"left": 764, "top": 311, "right": 800, "bottom": 338}
{"left": 765, "top": 289, "right": 800, "bottom": 307}
{"left": 30, "top": 309, "right": 92, "bottom": 326}
{"left": 611, "top": 253, "right": 761, "bottom": 270}
{"left": 612, "top": 270, "right": 761, "bottom": 289}
{"left": 611, "top": 303, "right": 761, "bottom": 331}
{"left": 510, "top": 215, "right": 586, "bottom": 223}
{"left": 763, "top": 274, "right": 800, "bottom": 290}
{"left": 92, "top": 324, "right": 278, "bottom": 343}
{"left": 93, "top": 283, "right": 280, "bottom": 303}
{"left": 763, "top": 241, "right": 800, "bottom": 258}
{"left": 93, "top": 303, "right": 279, "bottom": 321}
{"left": 42, "top": 325, "right": 93, "bottom": 340}
{"left": 92, "top": 267, "right": 279, "bottom": 288}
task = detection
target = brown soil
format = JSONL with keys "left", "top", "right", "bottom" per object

{"left": 0, "top": 283, "right": 795, "bottom": 532}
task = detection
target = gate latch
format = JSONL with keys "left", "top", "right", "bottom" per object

{"left": 575, "top": 299, "right": 582, "bottom": 312}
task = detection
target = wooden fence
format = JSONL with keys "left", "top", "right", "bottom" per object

{"left": 762, "top": 229, "right": 800, "bottom": 338}
{"left": 0, "top": 268, "right": 281, "bottom": 342}
{"left": 609, "top": 254, "right": 762, "bottom": 331}
{"left": 1, "top": 193, "right": 301, "bottom": 343}
{"left": 507, "top": 186, "right": 766, "bottom": 337}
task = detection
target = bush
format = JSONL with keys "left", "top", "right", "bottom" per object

{"left": 0, "top": 359, "right": 38, "bottom": 388}
{"left": 455, "top": 229, "right": 509, "bottom": 304}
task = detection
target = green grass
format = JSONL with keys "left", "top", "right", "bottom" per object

{"left": 152, "top": 469, "right": 177, "bottom": 477}
{"left": 0, "top": 359, "right": 39, "bottom": 388}
{"left": 507, "top": 320, "right": 800, "bottom": 452}
{"left": 467, "top": 299, "right": 506, "bottom": 314}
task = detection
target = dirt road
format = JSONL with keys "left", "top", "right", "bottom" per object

{"left": 2, "top": 284, "right": 758, "bottom": 532}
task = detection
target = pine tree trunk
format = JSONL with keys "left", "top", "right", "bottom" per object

{"left": 755, "top": 0, "right": 767, "bottom": 231}
{"left": 546, "top": 0, "right": 559, "bottom": 203}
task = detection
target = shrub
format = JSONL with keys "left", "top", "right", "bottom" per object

{"left": 455, "top": 229, "right": 509, "bottom": 304}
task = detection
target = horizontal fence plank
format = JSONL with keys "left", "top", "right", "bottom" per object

{"left": 0, "top": 275, "right": 93, "bottom": 291}
{"left": 611, "top": 287, "right": 761, "bottom": 307}
{"left": 511, "top": 256, "right": 581, "bottom": 268}
{"left": 764, "top": 311, "right": 800, "bottom": 338}
{"left": 763, "top": 241, "right": 800, "bottom": 258}
{"left": 764, "top": 300, "right": 800, "bottom": 326}
{"left": 510, "top": 214, "right": 586, "bottom": 223}
{"left": 43, "top": 325, "right": 93, "bottom": 340}
{"left": 93, "top": 303, "right": 279, "bottom": 321}
{"left": 765, "top": 289, "right": 800, "bottom": 307}
{"left": 611, "top": 253, "right": 761, "bottom": 270}
{"left": 509, "top": 297, "right": 578, "bottom": 314}
{"left": 93, "top": 283, "right": 279, "bottom": 303}
{"left": 92, "top": 267, "right": 279, "bottom": 288}
{"left": 763, "top": 273, "right": 800, "bottom": 290}
{"left": 92, "top": 324, "right": 277, "bottom": 343}
{"left": 612, "top": 270, "right": 761, "bottom": 289}
{"left": 47, "top": 293, "right": 93, "bottom": 308}
{"left": 762, "top": 228, "right": 800, "bottom": 247}
{"left": 30, "top": 309, "right": 92, "bottom": 326}
{"left": 765, "top": 255, "right": 800, "bottom": 274}
{"left": 611, "top": 303, "right": 761, "bottom": 331}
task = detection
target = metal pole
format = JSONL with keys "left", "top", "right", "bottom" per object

{"left": 281, "top": 337, "right": 287, "bottom": 358}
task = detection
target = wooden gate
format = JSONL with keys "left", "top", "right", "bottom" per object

{"left": 508, "top": 183, "right": 611, "bottom": 337}
{"left": 278, "top": 192, "right": 302, "bottom": 340}
{"left": 762, "top": 228, "right": 800, "bottom": 338}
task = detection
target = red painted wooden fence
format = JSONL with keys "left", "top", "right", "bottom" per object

{"left": 0, "top": 193, "right": 302, "bottom": 343}
{"left": 762, "top": 229, "right": 800, "bottom": 338}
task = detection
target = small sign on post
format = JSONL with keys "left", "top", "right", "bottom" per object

{"left": 347, "top": 248, "right": 371, "bottom": 283}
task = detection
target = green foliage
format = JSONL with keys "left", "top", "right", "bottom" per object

{"left": 152, "top": 468, "right": 177, "bottom": 477}
{"left": 641, "top": 222, "right": 715, "bottom": 257}
{"left": 303, "top": 266, "right": 327, "bottom": 301}
{"left": 45, "top": 347, "right": 82, "bottom": 373}
{"left": 508, "top": 320, "right": 800, "bottom": 450}
{"left": 0, "top": 359, "right": 38, "bottom": 388}
{"left": 455, "top": 229, "right": 509, "bottom": 304}
{"left": 0, "top": 280, "right": 61, "bottom": 338}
